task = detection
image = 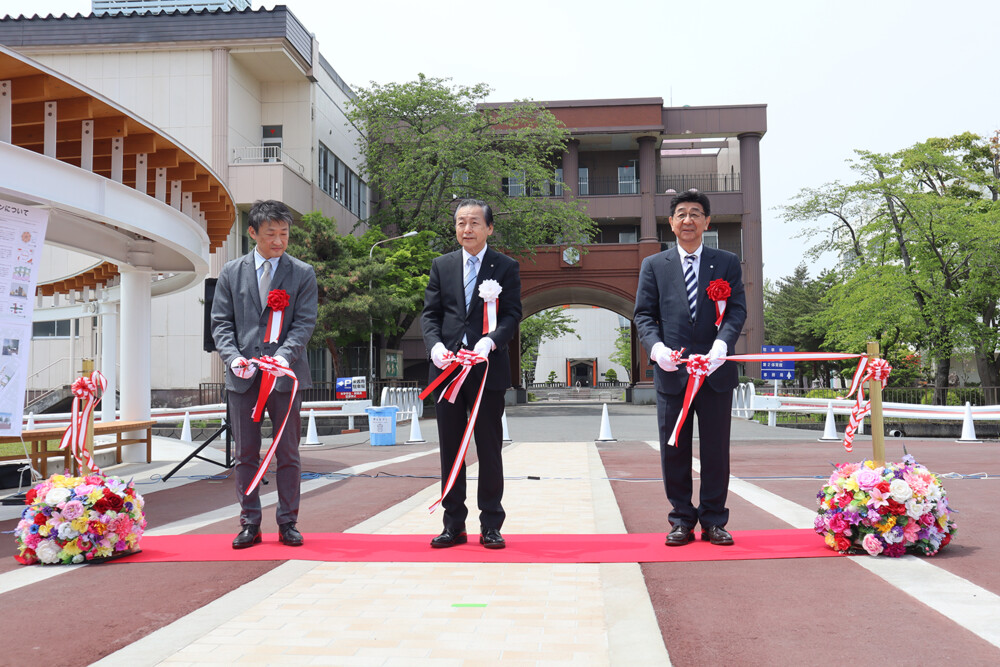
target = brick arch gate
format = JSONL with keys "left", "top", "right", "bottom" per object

{"left": 510, "top": 243, "right": 658, "bottom": 394}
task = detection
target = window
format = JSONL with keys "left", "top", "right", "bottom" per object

{"left": 502, "top": 171, "right": 526, "bottom": 197}
{"left": 32, "top": 320, "right": 74, "bottom": 338}
{"left": 619, "top": 230, "right": 637, "bottom": 243}
{"left": 552, "top": 168, "right": 563, "bottom": 197}
{"left": 578, "top": 167, "right": 589, "bottom": 196}
{"left": 317, "top": 142, "right": 368, "bottom": 219}
{"left": 619, "top": 160, "right": 638, "bottom": 194}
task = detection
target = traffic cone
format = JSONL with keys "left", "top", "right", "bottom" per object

{"left": 596, "top": 403, "right": 616, "bottom": 442}
{"left": 305, "top": 409, "right": 321, "bottom": 445}
{"left": 818, "top": 401, "right": 840, "bottom": 441}
{"left": 405, "top": 414, "right": 426, "bottom": 444}
{"left": 501, "top": 410, "right": 512, "bottom": 443}
{"left": 957, "top": 402, "right": 981, "bottom": 443}
{"left": 180, "top": 411, "right": 192, "bottom": 442}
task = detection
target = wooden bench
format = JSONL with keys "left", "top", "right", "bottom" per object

{"left": 0, "top": 419, "right": 155, "bottom": 477}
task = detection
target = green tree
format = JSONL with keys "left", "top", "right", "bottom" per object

{"left": 347, "top": 74, "right": 596, "bottom": 253}
{"left": 519, "top": 308, "right": 578, "bottom": 385}
{"left": 287, "top": 212, "right": 437, "bottom": 377}
{"left": 783, "top": 132, "right": 1000, "bottom": 402}
{"left": 608, "top": 326, "right": 633, "bottom": 383}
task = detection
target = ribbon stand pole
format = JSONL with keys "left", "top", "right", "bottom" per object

{"left": 82, "top": 407, "right": 96, "bottom": 476}
{"left": 867, "top": 341, "right": 886, "bottom": 467}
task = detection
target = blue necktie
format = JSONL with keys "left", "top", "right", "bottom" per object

{"left": 464, "top": 256, "right": 479, "bottom": 310}
{"left": 684, "top": 254, "right": 697, "bottom": 320}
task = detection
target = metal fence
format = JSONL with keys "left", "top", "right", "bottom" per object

{"left": 752, "top": 385, "right": 998, "bottom": 407}
{"left": 658, "top": 173, "right": 741, "bottom": 193}
{"left": 199, "top": 380, "right": 420, "bottom": 406}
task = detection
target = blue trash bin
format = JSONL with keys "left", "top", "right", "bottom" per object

{"left": 365, "top": 406, "right": 399, "bottom": 446}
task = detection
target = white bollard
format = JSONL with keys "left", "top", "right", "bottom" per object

{"left": 596, "top": 403, "right": 616, "bottom": 442}
{"left": 818, "top": 401, "right": 840, "bottom": 441}
{"left": 26, "top": 412, "right": 35, "bottom": 431}
{"left": 305, "top": 409, "right": 321, "bottom": 445}
{"left": 956, "top": 402, "right": 982, "bottom": 443}
{"left": 501, "top": 410, "right": 512, "bottom": 443}
{"left": 405, "top": 415, "right": 426, "bottom": 444}
{"left": 180, "top": 411, "right": 192, "bottom": 442}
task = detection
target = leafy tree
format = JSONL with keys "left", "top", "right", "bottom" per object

{"left": 782, "top": 132, "right": 1000, "bottom": 402}
{"left": 546, "top": 370, "right": 558, "bottom": 384}
{"left": 519, "top": 308, "right": 578, "bottom": 385}
{"left": 602, "top": 368, "right": 618, "bottom": 383}
{"left": 608, "top": 326, "right": 633, "bottom": 383}
{"left": 287, "top": 212, "right": 437, "bottom": 377}
{"left": 347, "top": 74, "right": 596, "bottom": 253}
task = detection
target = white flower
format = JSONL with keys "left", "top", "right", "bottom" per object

{"left": 924, "top": 483, "right": 942, "bottom": 500}
{"left": 478, "top": 279, "right": 502, "bottom": 302}
{"left": 905, "top": 499, "right": 928, "bottom": 520}
{"left": 36, "top": 541, "right": 62, "bottom": 564}
{"left": 57, "top": 522, "right": 80, "bottom": 541}
{"left": 888, "top": 478, "right": 913, "bottom": 503}
{"left": 44, "top": 487, "right": 71, "bottom": 505}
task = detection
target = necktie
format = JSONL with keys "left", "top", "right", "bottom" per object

{"left": 684, "top": 254, "right": 697, "bottom": 320}
{"left": 259, "top": 259, "right": 272, "bottom": 308}
{"left": 464, "top": 256, "right": 479, "bottom": 310}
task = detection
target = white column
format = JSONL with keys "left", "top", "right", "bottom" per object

{"left": 119, "top": 266, "right": 151, "bottom": 462}
{"left": 101, "top": 303, "right": 118, "bottom": 423}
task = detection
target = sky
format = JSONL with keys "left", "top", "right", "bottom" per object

{"left": 11, "top": 0, "right": 1000, "bottom": 282}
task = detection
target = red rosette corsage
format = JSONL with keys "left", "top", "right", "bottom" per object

{"left": 706, "top": 279, "right": 731, "bottom": 302}
{"left": 267, "top": 289, "right": 289, "bottom": 311}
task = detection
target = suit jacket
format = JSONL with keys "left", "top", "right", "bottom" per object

{"left": 421, "top": 246, "right": 522, "bottom": 391}
{"left": 211, "top": 251, "right": 318, "bottom": 393}
{"left": 633, "top": 246, "right": 747, "bottom": 395}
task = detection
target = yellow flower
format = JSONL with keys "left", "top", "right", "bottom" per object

{"left": 864, "top": 460, "right": 876, "bottom": 469}
{"left": 938, "top": 514, "right": 949, "bottom": 528}
{"left": 88, "top": 489, "right": 103, "bottom": 504}
{"left": 824, "top": 533, "right": 836, "bottom": 549}
{"left": 63, "top": 539, "right": 82, "bottom": 556}
{"left": 94, "top": 545, "right": 112, "bottom": 558}
{"left": 843, "top": 477, "right": 860, "bottom": 492}
{"left": 38, "top": 524, "right": 51, "bottom": 537}
{"left": 877, "top": 516, "right": 896, "bottom": 533}
{"left": 71, "top": 517, "right": 89, "bottom": 533}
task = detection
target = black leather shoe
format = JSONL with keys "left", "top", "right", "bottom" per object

{"left": 480, "top": 528, "right": 505, "bottom": 549}
{"left": 431, "top": 528, "right": 468, "bottom": 548}
{"left": 665, "top": 524, "right": 695, "bottom": 546}
{"left": 232, "top": 524, "right": 261, "bottom": 550}
{"left": 278, "top": 522, "right": 304, "bottom": 547}
{"left": 702, "top": 525, "right": 734, "bottom": 546}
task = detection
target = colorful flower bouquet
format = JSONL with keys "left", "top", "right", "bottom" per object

{"left": 815, "top": 455, "right": 956, "bottom": 557}
{"left": 14, "top": 474, "right": 146, "bottom": 565}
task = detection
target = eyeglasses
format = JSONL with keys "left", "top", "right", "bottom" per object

{"left": 673, "top": 211, "right": 706, "bottom": 222}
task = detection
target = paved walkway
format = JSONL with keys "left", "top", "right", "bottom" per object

{"left": 95, "top": 440, "right": 669, "bottom": 666}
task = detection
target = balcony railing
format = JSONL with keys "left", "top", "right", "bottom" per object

{"left": 232, "top": 146, "right": 305, "bottom": 174}
{"left": 657, "top": 173, "right": 741, "bottom": 193}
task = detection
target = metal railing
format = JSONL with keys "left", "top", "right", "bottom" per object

{"left": 657, "top": 173, "right": 741, "bottom": 193}
{"left": 231, "top": 146, "right": 305, "bottom": 174}
{"left": 198, "top": 379, "right": 420, "bottom": 407}
{"left": 755, "top": 385, "right": 998, "bottom": 406}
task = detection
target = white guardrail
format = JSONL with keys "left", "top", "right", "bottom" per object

{"left": 731, "top": 382, "right": 1000, "bottom": 422}
{"left": 21, "top": 390, "right": 425, "bottom": 431}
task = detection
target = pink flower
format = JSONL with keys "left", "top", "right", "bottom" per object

{"left": 867, "top": 486, "right": 890, "bottom": 510}
{"left": 828, "top": 513, "right": 849, "bottom": 535}
{"left": 903, "top": 521, "right": 920, "bottom": 544}
{"left": 856, "top": 468, "right": 882, "bottom": 491}
{"left": 62, "top": 500, "right": 85, "bottom": 520}
{"left": 903, "top": 471, "right": 931, "bottom": 497}
{"left": 862, "top": 533, "right": 883, "bottom": 556}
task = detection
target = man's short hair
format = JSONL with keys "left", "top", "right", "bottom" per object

{"left": 453, "top": 198, "right": 494, "bottom": 227}
{"left": 248, "top": 200, "right": 293, "bottom": 232}
{"left": 669, "top": 189, "right": 711, "bottom": 218}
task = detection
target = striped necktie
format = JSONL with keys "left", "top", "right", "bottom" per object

{"left": 464, "top": 256, "right": 479, "bottom": 310}
{"left": 683, "top": 254, "right": 697, "bottom": 320}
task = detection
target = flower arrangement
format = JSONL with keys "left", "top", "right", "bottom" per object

{"left": 815, "top": 454, "right": 956, "bottom": 557}
{"left": 14, "top": 474, "right": 146, "bottom": 565}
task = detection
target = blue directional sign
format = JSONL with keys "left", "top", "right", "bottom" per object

{"left": 760, "top": 345, "right": 795, "bottom": 381}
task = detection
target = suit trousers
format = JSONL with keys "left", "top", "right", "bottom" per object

{"left": 656, "top": 383, "right": 732, "bottom": 530}
{"left": 229, "top": 374, "right": 303, "bottom": 527}
{"left": 434, "top": 361, "right": 506, "bottom": 533}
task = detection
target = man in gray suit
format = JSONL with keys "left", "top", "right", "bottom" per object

{"left": 211, "top": 199, "right": 318, "bottom": 549}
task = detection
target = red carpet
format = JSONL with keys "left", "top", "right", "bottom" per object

{"left": 115, "top": 530, "right": 840, "bottom": 564}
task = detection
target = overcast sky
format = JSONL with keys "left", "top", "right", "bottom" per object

{"left": 15, "top": 0, "right": 1000, "bottom": 282}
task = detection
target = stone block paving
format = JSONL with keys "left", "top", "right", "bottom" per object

{"left": 156, "top": 442, "right": 666, "bottom": 666}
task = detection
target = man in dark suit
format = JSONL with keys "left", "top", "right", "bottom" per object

{"left": 211, "top": 199, "right": 318, "bottom": 549}
{"left": 633, "top": 190, "right": 747, "bottom": 546}
{"left": 421, "top": 199, "right": 522, "bottom": 549}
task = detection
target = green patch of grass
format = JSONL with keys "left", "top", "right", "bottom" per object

{"left": 0, "top": 440, "right": 60, "bottom": 458}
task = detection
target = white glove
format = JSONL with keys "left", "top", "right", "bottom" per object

{"left": 230, "top": 356, "right": 256, "bottom": 379}
{"left": 473, "top": 336, "right": 494, "bottom": 359}
{"left": 430, "top": 342, "right": 451, "bottom": 370}
{"left": 273, "top": 355, "right": 289, "bottom": 368}
{"left": 650, "top": 342, "right": 679, "bottom": 372}
{"left": 706, "top": 339, "right": 728, "bottom": 375}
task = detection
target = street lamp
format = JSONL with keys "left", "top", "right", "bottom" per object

{"left": 369, "top": 231, "right": 418, "bottom": 401}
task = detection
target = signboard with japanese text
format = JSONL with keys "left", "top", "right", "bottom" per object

{"left": 381, "top": 349, "right": 403, "bottom": 380}
{"left": 336, "top": 376, "right": 368, "bottom": 400}
{"left": 761, "top": 344, "right": 795, "bottom": 381}
{"left": 0, "top": 199, "right": 49, "bottom": 436}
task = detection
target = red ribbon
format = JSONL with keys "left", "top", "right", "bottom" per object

{"left": 244, "top": 356, "right": 299, "bottom": 495}
{"left": 419, "top": 349, "right": 489, "bottom": 513}
{"left": 665, "top": 352, "right": 883, "bottom": 452}
{"left": 58, "top": 371, "right": 107, "bottom": 474}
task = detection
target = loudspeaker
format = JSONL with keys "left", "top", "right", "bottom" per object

{"left": 203, "top": 278, "right": 217, "bottom": 353}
